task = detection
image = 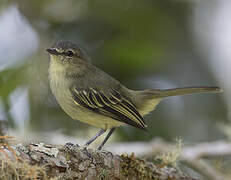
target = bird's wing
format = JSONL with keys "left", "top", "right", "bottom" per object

{"left": 70, "top": 87, "right": 147, "bottom": 130}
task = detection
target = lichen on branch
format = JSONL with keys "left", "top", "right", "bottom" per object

{"left": 0, "top": 140, "right": 196, "bottom": 180}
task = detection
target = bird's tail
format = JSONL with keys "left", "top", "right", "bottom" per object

{"left": 146, "top": 87, "right": 222, "bottom": 98}
{"left": 134, "top": 87, "right": 222, "bottom": 116}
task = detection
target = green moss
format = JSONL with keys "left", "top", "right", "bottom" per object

{"left": 98, "top": 168, "right": 108, "bottom": 180}
{"left": 120, "top": 153, "right": 154, "bottom": 180}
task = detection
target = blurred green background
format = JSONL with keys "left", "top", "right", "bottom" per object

{"left": 0, "top": 0, "right": 229, "bottom": 146}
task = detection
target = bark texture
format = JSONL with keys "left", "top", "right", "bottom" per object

{"left": 0, "top": 142, "right": 197, "bottom": 180}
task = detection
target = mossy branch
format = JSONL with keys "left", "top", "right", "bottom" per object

{"left": 0, "top": 141, "right": 196, "bottom": 180}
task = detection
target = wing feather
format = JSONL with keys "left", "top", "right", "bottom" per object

{"left": 71, "top": 87, "right": 147, "bottom": 129}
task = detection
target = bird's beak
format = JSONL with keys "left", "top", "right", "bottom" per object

{"left": 46, "top": 48, "right": 59, "bottom": 55}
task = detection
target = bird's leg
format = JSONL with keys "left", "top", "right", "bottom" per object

{"left": 85, "top": 129, "right": 106, "bottom": 146}
{"left": 98, "top": 127, "right": 116, "bottom": 150}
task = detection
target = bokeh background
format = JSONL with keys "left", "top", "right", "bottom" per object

{"left": 0, "top": 0, "right": 230, "bottom": 148}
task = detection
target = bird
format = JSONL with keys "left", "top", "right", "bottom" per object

{"left": 46, "top": 40, "right": 222, "bottom": 150}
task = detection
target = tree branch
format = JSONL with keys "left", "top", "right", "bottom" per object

{"left": 0, "top": 141, "right": 196, "bottom": 180}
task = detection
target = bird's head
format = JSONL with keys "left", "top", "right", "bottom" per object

{"left": 47, "top": 40, "right": 90, "bottom": 65}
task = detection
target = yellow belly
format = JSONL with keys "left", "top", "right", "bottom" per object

{"left": 65, "top": 105, "right": 125, "bottom": 129}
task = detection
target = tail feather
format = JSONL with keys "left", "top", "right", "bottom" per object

{"left": 147, "top": 87, "right": 222, "bottom": 98}
{"left": 134, "top": 86, "right": 222, "bottom": 116}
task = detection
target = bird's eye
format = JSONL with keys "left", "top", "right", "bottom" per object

{"left": 66, "top": 50, "right": 74, "bottom": 56}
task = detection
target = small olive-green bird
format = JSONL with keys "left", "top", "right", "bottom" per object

{"left": 47, "top": 40, "right": 222, "bottom": 150}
